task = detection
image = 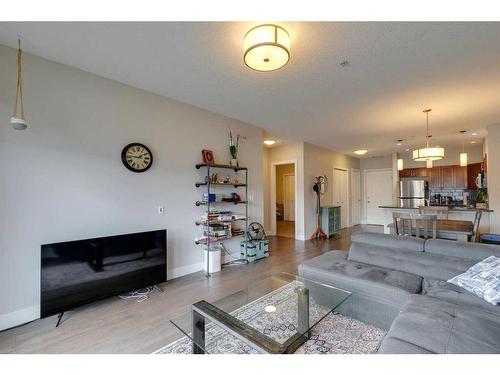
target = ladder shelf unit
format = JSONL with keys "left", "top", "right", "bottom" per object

{"left": 195, "top": 163, "right": 249, "bottom": 277}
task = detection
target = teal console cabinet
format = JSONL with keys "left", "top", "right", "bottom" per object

{"left": 320, "top": 206, "right": 341, "bottom": 237}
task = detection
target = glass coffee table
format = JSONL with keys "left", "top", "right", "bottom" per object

{"left": 170, "top": 273, "right": 351, "bottom": 354}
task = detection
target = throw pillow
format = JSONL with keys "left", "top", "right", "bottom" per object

{"left": 448, "top": 255, "right": 500, "bottom": 305}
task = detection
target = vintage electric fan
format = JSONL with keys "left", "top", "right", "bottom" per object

{"left": 310, "top": 175, "right": 328, "bottom": 240}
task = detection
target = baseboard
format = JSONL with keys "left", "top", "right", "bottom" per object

{"left": 296, "top": 234, "right": 307, "bottom": 241}
{"left": 167, "top": 261, "right": 205, "bottom": 280}
{"left": 0, "top": 305, "right": 39, "bottom": 331}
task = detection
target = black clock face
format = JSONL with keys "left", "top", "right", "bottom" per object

{"left": 121, "top": 143, "right": 153, "bottom": 173}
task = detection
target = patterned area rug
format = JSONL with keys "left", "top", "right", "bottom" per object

{"left": 155, "top": 281, "right": 386, "bottom": 354}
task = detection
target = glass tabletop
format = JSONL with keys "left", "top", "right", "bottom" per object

{"left": 170, "top": 273, "right": 351, "bottom": 353}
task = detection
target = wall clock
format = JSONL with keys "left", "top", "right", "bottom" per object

{"left": 121, "top": 143, "right": 153, "bottom": 173}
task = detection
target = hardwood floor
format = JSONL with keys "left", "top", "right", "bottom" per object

{"left": 276, "top": 220, "right": 295, "bottom": 238}
{"left": 0, "top": 225, "right": 381, "bottom": 354}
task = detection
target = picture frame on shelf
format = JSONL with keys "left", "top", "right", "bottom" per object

{"left": 202, "top": 149, "right": 215, "bottom": 164}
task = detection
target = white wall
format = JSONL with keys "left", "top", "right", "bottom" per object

{"left": 486, "top": 124, "right": 500, "bottom": 232}
{"left": 303, "top": 142, "right": 360, "bottom": 237}
{"left": 0, "top": 44, "right": 264, "bottom": 330}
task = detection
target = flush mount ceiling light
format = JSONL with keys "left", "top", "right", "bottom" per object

{"left": 354, "top": 149, "right": 368, "bottom": 155}
{"left": 413, "top": 109, "right": 445, "bottom": 162}
{"left": 10, "top": 38, "right": 28, "bottom": 130}
{"left": 244, "top": 24, "right": 290, "bottom": 72}
{"left": 263, "top": 139, "right": 276, "bottom": 145}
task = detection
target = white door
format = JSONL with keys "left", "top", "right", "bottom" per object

{"left": 365, "top": 169, "right": 393, "bottom": 225}
{"left": 284, "top": 174, "right": 295, "bottom": 221}
{"left": 333, "top": 168, "right": 348, "bottom": 228}
{"left": 351, "top": 169, "right": 361, "bottom": 225}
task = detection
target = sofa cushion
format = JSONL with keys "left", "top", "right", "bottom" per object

{"left": 447, "top": 256, "right": 500, "bottom": 305}
{"left": 422, "top": 278, "right": 500, "bottom": 316}
{"left": 298, "top": 250, "right": 423, "bottom": 308}
{"left": 378, "top": 295, "right": 500, "bottom": 354}
{"left": 425, "top": 238, "right": 500, "bottom": 261}
{"left": 349, "top": 237, "right": 476, "bottom": 281}
{"left": 350, "top": 232, "right": 425, "bottom": 254}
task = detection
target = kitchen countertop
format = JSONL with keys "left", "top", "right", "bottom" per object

{"left": 379, "top": 205, "right": 493, "bottom": 212}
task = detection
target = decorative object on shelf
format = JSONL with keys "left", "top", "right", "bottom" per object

{"left": 10, "top": 38, "right": 28, "bottom": 130}
{"left": 310, "top": 175, "right": 328, "bottom": 240}
{"left": 413, "top": 109, "right": 445, "bottom": 162}
{"left": 121, "top": 143, "right": 153, "bottom": 173}
{"left": 476, "top": 188, "right": 488, "bottom": 209}
{"left": 228, "top": 129, "right": 240, "bottom": 166}
{"left": 243, "top": 24, "right": 290, "bottom": 72}
{"left": 202, "top": 149, "right": 215, "bottom": 164}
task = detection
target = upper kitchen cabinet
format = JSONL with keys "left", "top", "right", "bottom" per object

{"left": 467, "top": 162, "right": 482, "bottom": 189}
{"left": 427, "top": 167, "right": 442, "bottom": 188}
{"left": 453, "top": 166, "right": 468, "bottom": 189}
{"left": 399, "top": 167, "right": 427, "bottom": 178}
{"left": 401, "top": 165, "right": 469, "bottom": 189}
{"left": 441, "top": 166, "right": 454, "bottom": 188}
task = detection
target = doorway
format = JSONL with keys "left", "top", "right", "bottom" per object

{"left": 333, "top": 167, "right": 349, "bottom": 228}
{"left": 351, "top": 169, "right": 361, "bottom": 226}
{"left": 364, "top": 169, "right": 393, "bottom": 225}
{"left": 274, "top": 163, "right": 295, "bottom": 238}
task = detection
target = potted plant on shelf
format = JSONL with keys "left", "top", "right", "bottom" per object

{"left": 476, "top": 188, "right": 488, "bottom": 209}
{"left": 228, "top": 129, "right": 240, "bottom": 167}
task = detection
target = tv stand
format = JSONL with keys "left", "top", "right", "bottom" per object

{"left": 56, "top": 312, "right": 64, "bottom": 327}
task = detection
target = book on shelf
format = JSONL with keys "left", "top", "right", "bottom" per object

{"left": 200, "top": 210, "right": 245, "bottom": 222}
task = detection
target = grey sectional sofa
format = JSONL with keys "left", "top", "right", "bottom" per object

{"left": 298, "top": 231, "right": 500, "bottom": 353}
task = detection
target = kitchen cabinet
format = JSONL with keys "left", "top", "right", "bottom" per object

{"left": 403, "top": 165, "right": 469, "bottom": 189}
{"left": 399, "top": 167, "right": 427, "bottom": 178}
{"left": 427, "top": 167, "right": 442, "bottom": 188}
{"left": 441, "top": 166, "right": 454, "bottom": 188}
{"left": 453, "top": 166, "right": 467, "bottom": 189}
{"left": 467, "top": 163, "right": 482, "bottom": 189}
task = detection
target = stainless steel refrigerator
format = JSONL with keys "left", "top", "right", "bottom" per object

{"left": 399, "top": 178, "right": 428, "bottom": 208}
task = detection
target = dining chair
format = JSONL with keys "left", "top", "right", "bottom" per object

{"left": 393, "top": 212, "right": 437, "bottom": 239}
{"left": 418, "top": 206, "right": 449, "bottom": 219}
{"left": 471, "top": 210, "right": 483, "bottom": 243}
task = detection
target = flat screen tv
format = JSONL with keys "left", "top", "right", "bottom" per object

{"left": 41, "top": 229, "right": 167, "bottom": 318}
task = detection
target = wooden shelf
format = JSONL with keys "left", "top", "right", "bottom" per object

{"left": 196, "top": 218, "right": 247, "bottom": 226}
{"left": 195, "top": 182, "right": 247, "bottom": 188}
{"left": 196, "top": 163, "right": 247, "bottom": 171}
{"left": 195, "top": 200, "right": 248, "bottom": 206}
{"left": 195, "top": 233, "right": 245, "bottom": 245}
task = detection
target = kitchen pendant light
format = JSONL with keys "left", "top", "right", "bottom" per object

{"left": 459, "top": 132, "right": 468, "bottom": 167}
{"left": 244, "top": 24, "right": 290, "bottom": 72}
{"left": 413, "top": 109, "right": 444, "bottom": 162}
{"left": 10, "top": 38, "right": 27, "bottom": 130}
{"left": 397, "top": 158, "right": 404, "bottom": 171}
{"left": 426, "top": 159, "right": 433, "bottom": 169}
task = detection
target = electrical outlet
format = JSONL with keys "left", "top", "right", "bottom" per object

{"left": 158, "top": 206, "right": 165, "bottom": 214}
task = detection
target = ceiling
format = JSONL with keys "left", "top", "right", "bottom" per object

{"left": 0, "top": 22, "right": 499, "bottom": 157}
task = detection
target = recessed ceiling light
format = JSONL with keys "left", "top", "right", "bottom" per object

{"left": 472, "top": 133, "right": 478, "bottom": 136}
{"left": 397, "top": 143, "right": 402, "bottom": 146}
{"left": 405, "top": 149, "right": 410, "bottom": 152}
{"left": 470, "top": 141, "right": 477, "bottom": 144}
{"left": 263, "top": 139, "right": 276, "bottom": 145}
{"left": 354, "top": 149, "right": 368, "bottom": 155}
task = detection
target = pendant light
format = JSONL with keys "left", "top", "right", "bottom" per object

{"left": 10, "top": 38, "right": 27, "bottom": 130}
{"left": 413, "top": 109, "right": 444, "bottom": 162}
{"left": 459, "top": 130, "right": 468, "bottom": 167}
{"left": 397, "top": 158, "right": 404, "bottom": 171}
{"left": 426, "top": 159, "right": 433, "bottom": 169}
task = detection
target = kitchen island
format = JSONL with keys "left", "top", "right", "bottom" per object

{"left": 378, "top": 205, "right": 492, "bottom": 235}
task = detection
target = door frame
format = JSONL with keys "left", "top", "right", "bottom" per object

{"left": 282, "top": 172, "right": 295, "bottom": 221}
{"left": 271, "top": 160, "right": 298, "bottom": 239}
{"left": 332, "top": 166, "right": 350, "bottom": 229}
{"left": 363, "top": 168, "right": 393, "bottom": 224}
{"left": 350, "top": 168, "right": 361, "bottom": 226}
